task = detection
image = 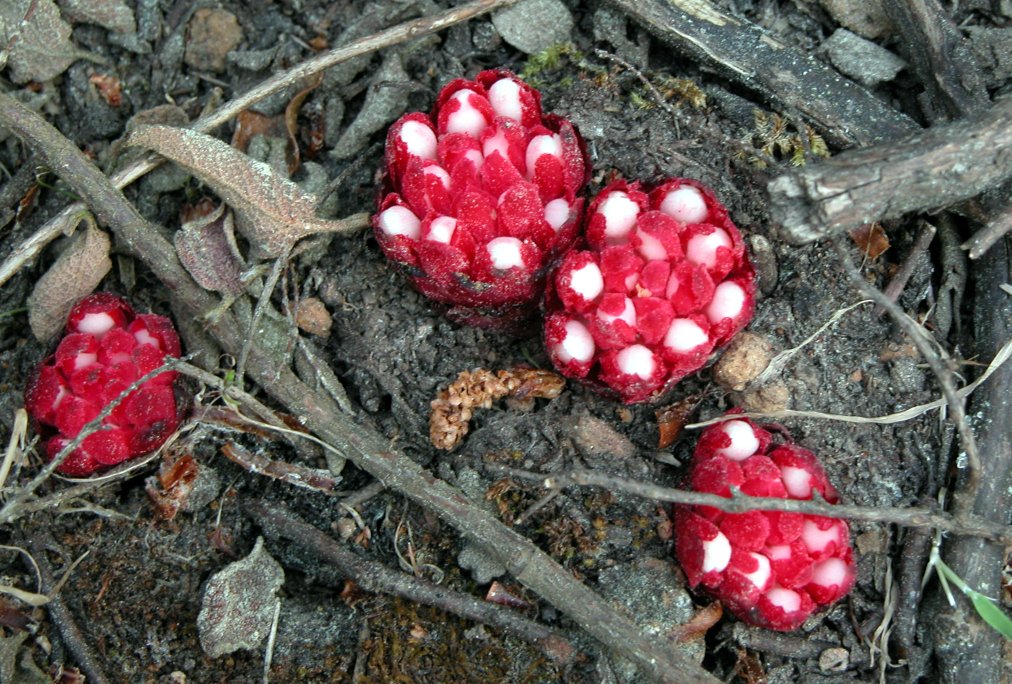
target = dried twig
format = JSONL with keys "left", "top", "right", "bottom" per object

{"left": 883, "top": 0, "right": 988, "bottom": 121}
{"left": 767, "top": 98, "right": 1012, "bottom": 244}
{"left": 830, "top": 240, "right": 982, "bottom": 518}
{"left": 29, "top": 530, "right": 110, "bottom": 684}
{"left": 540, "top": 469, "right": 1011, "bottom": 543}
{"left": 607, "top": 0, "right": 916, "bottom": 147}
{"left": 221, "top": 442, "right": 339, "bottom": 495}
{"left": 690, "top": 333, "right": 1011, "bottom": 429}
{"left": 875, "top": 221, "right": 937, "bottom": 316}
{"left": 244, "top": 499, "right": 577, "bottom": 665}
{"left": 962, "top": 201, "right": 1012, "bottom": 260}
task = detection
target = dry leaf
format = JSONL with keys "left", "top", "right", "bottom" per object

{"left": 127, "top": 124, "right": 369, "bottom": 257}
{"left": 655, "top": 394, "right": 702, "bottom": 449}
{"left": 28, "top": 218, "right": 111, "bottom": 341}
{"left": 174, "top": 202, "right": 245, "bottom": 296}
{"left": 671, "top": 601, "right": 723, "bottom": 643}
{"left": 1, "top": 0, "right": 79, "bottom": 84}
{"left": 88, "top": 73, "right": 121, "bottom": 106}
{"left": 733, "top": 648, "right": 767, "bottom": 684}
{"left": 849, "top": 223, "right": 890, "bottom": 259}
{"left": 197, "top": 537, "right": 283, "bottom": 658}
{"left": 231, "top": 75, "right": 321, "bottom": 176}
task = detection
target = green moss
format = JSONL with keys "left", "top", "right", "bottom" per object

{"left": 519, "top": 43, "right": 585, "bottom": 89}
{"left": 739, "top": 109, "right": 831, "bottom": 168}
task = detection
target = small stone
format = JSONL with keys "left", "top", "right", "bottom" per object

{"left": 334, "top": 518, "right": 357, "bottom": 540}
{"left": 966, "top": 27, "right": 1012, "bottom": 88}
{"left": 185, "top": 9, "right": 243, "bottom": 73}
{"left": 819, "top": 647, "right": 850, "bottom": 673}
{"left": 817, "top": 0, "right": 892, "bottom": 40}
{"left": 492, "top": 0, "right": 573, "bottom": 55}
{"left": 458, "top": 542, "right": 506, "bottom": 584}
{"left": 295, "top": 297, "right": 333, "bottom": 337}
{"left": 821, "top": 29, "right": 906, "bottom": 87}
{"left": 565, "top": 413, "right": 636, "bottom": 460}
{"left": 471, "top": 22, "right": 502, "bottom": 53}
{"left": 747, "top": 234, "right": 778, "bottom": 297}
{"left": 713, "top": 332, "right": 774, "bottom": 392}
{"left": 889, "top": 357, "right": 924, "bottom": 394}
{"left": 58, "top": 0, "right": 135, "bottom": 32}
{"left": 738, "top": 380, "right": 790, "bottom": 413}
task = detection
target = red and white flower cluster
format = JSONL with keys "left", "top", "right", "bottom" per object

{"left": 374, "top": 69, "right": 589, "bottom": 327}
{"left": 24, "top": 293, "right": 183, "bottom": 476}
{"left": 675, "top": 415, "right": 856, "bottom": 631}
{"left": 544, "top": 179, "right": 755, "bottom": 403}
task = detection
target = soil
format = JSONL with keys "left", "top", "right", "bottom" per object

{"left": 0, "top": 1, "right": 1009, "bottom": 683}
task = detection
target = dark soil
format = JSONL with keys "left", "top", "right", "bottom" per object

{"left": 1, "top": 1, "right": 1009, "bottom": 683}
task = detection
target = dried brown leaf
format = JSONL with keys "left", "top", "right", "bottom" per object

{"left": 281, "top": 74, "right": 322, "bottom": 174}
{"left": 733, "top": 647, "right": 767, "bottom": 684}
{"left": 28, "top": 218, "right": 111, "bottom": 341}
{"left": 849, "top": 223, "right": 890, "bottom": 259}
{"left": 174, "top": 202, "right": 245, "bottom": 295}
{"left": 655, "top": 394, "right": 702, "bottom": 449}
{"left": 1, "top": 0, "right": 79, "bottom": 84}
{"left": 670, "top": 601, "right": 722, "bottom": 643}
{"left": 127, "top": 125, "right": 369, "bottom": 257}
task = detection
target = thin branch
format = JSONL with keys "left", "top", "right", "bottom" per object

{"left": 0, "top": 0, "right": 521, "bottom": 288}
{"left": 221, "top": 442, "right": 340, "bottom": 495}
{"left": 688, "top": 333, "right": 1011, "bottom": 429}
{"left": 830, "top": 239, "right": 981, "bottom": 519}
{"left": 244, "top": 499, "right": 577, "bottom": 665}
{"left": 875, "top": 221, "right": 937, "bottom": 316}
{"left": 768, "top": 97, "right": 1012, "bottom": 244}
{"left": 963, "top": 201, "right": 1012, "bottom": 260}
{"left": 541, "top": 469, "right": 1011, "bottom": 544}
{"left": 30, "top": 531, "right": 110, "bottom": 684}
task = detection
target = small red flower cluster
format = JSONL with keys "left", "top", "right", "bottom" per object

{"left": 24, "top": 293, "right": 182, "bottom": 476}
{"left": 674, "top": 415, "right": 855, "bottom": 631}
{"left": 544, "top": 179, "right": 755, "bottom": 403}
{"left": 375, "top": 69, "right": 589, "bottom": 327}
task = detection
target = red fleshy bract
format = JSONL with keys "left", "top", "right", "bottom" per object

{"left": 674, "top": 413, "right": 856, "bottom": 631}
{"left": 374, "top": 70, "right": 590, "bottom": 329}
{"left": 544, "top": 178, "right": 755, "bottom": 403}
{"left": 24, "top": 293, "right": 183, "bottom": 476}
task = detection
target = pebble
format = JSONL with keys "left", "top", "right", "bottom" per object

{"left": 738, "top": 380, "right": 791, "bottom": 413}
{"left": 821, "top": 29, "right": 906, "bottom": 87}
{"left": 185, "top": 8, "right": 243, "bottom": 73}
{"left": 565, "top": 413, "right": 637, "bottom": 461}
{"left": 492, "top": 0, "right": 574, "bottom": 55}
{"left": 713, "top": 332, "right": 774, "bottom": 392}
{"left": 295, "top": 297, "right": 333, "bottom": 338}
